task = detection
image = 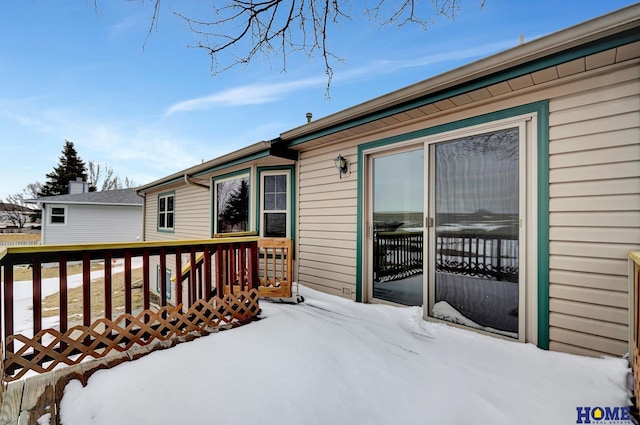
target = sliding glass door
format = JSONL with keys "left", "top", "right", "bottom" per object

{"left": 429, "top": 128, "right": 521, "bottom": 337}
{"left": 367, "top": 124, "right": 525, "bottom": 339}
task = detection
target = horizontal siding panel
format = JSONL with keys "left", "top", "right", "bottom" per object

{"left": 549, "top": 283, "right": 627, "bottom": 308}
{"left": 299, "top": 175, "right": 358, "bottom": 188}
{"left": 549, "top": 95, "right": 640, "bottom": 127}
{"left": 549, "top": 194, "right": 640, "bottom": 211}
{"left": 549, "top": 112, "right": 640, "bottom": 140}
{"left": 550, "top": 226, "right": 640, "bottom": 244}
{"left": 549, "top": 341, "right": 616, "bottom": 358}
{"left": 301, "top": 252, "right": 356, "bottom": 268}
{"left": 549, "top": 312, "right": 628, "bottom": 341}
{"left": 298, "top": 244, "right": 356, "bottom": 259}
{"left": 549, "top": 144, "right": 640, "bottom": 168}
{"left": 550, "top": 79, "right": 640, "bottom": 112}
{"left": 299, "top": 266, "right": 355, "bottom": 282}
{"left": 549, "top": 269, "right": 628, "bottom": 292}
{"left": 549, "top": 241, "right": 640, "bottom": 260}
{"left": 549, "top": 211, "right": 640, "bottom": 227}
{"left": 299, "top": 215, "right": 357, "bottom": 224}
{"left": 299, "top": 190, "right": 355, "bottom": 202}
{"left": 299, "top": 223, "right": 355, "bottom": 233}
{"left": 299, "top": 180, "right": 357, "bottom": 194}
{"left": 299, "top": 238, "right": 356, "bottom": 250}
{"left": 298, "top": 207, "right": 356, "bottom": 216}
{"left": 549, "top": 161, "right": 640, "bottom": 183}
{"left": 549, "top": 298, "right": 628, "bottom": 324}
{"left": 549, "top": 255, "right": 628, "bottom": 276}
{"left": 299, "top": 230, "right": 357, "bottom": 242}
{"left": 549, "top": 128, "right": 640, "bottom": 155}
{"left": 299, "top": 262, "right": 356, "bottom": 278}
{"left": 549, "top": 177, "right": 640, "bottom": 197}
{"left": 549, "top": 327, "right": 627, "bottom": 356}
{"left": 299, "top": 198, "right": 357, "bottom": 209}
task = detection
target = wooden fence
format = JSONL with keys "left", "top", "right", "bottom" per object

{"left": 0, "top": 237, "right": 260, "bottom": 381}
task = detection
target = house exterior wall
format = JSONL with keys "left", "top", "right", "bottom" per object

{"left": 42, "top": 204, "right": 142, "bottom": 244}
{"left": 298, "top": 145, "right": 359, "bottom": 298}
{"left": 295, "top": 58, "right": 640, "bottom": 356}
{"left": 547, "top": 65, "right": 640, "bottom": 357}
{"left": 143, "top": 183, "right": 211, "bottom": 243}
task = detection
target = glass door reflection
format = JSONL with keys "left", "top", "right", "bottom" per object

{"left": 372, "top": 148, "right": 424, "bottom": 306}
{"left": 430, "top": 128, "right": 520, "bottom": 337}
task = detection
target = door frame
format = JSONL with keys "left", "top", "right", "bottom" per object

{"left": 359, "top": 109, "right": 541, "bottom": 344}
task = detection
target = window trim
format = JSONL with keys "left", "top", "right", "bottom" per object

{"left": 212, "top": 169, "right": 252, "bottom": 236}
{"left": 157, "top": 191, "right": 175, "bottom": 233}
{"left": 257, "top": 168, "right": 292, "bottom": 238}
{"left": 47, "top": 205, "right": 67, "bottom": 226}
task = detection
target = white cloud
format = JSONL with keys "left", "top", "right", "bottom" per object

{"left": 164, "top": 77, "right": 326, "bottom": 116}
{"left": 164, "top": 38, "right": 517, "bottom": 117}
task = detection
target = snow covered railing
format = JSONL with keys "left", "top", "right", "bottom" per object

{"left": 0, "top": 237, "right": 260, "bottom": 381}
{"left": 629, "top": 251, "right": 640, "bottom": 410}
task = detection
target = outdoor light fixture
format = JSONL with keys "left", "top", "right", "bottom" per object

{"left": 334, "top": 154, "right": 348, "bottom": 179}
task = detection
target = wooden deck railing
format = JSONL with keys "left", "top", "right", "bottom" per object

{"left": 177, "top": 237, "right": 294, "bottom": 299}
{"left": 0, "top": 237, "right": 261, "bottom": 381}
{"left": 629, "top": 251, "right": 640, "bottom": 410}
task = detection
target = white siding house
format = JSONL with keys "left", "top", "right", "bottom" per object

{"left": 30, "top": 189, "right": 143, "bottom": 245}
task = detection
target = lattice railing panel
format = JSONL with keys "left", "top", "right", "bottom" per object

{"left": 4, "top": 289, "right": 259, "bottom": 381}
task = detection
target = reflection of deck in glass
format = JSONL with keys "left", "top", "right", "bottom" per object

{"left": 373, "top": 230, "right": 518, "bottom": 284}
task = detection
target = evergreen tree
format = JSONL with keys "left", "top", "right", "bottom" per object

{"left": 38, "top": 140, "right": 89, "bottom": 197}
{"left": 221, "top": 179, "right": 249, "bottom": 231}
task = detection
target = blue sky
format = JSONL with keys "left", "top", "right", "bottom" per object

{"left": 0, "top": 0, "right": 636, "bottom": 200}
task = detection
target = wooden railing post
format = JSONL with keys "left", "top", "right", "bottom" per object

{"left": 103, "top": 252, "right": 112, "bottom": 321}
{"left": 32, "top": 257, "right": 42, "bottom": 337}
{"left": 175, "top": 248, "right": 182, "bottom": 307}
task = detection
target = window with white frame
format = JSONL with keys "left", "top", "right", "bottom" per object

{"left": 49, "top": 206, "right": 66, "bottom": 225}
{"left": 158, "top": 193, "right": 175, "bottom": 231}
{"left": 260, "top": 171, "right": 290, "bottom": 238}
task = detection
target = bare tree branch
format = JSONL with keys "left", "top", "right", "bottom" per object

{"left": 117, "top": 0, "right": 485, "bottom": 88}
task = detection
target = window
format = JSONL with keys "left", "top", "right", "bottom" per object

{"left": 156, "top": 266, "right": 173, "bottom": 300}
{"left": 158, "top": 193, "right": 175, "bottom": 231}
{"left": 215, "top": 174, "right": 250, "bottom": 234}
{"left": 49, "top": 206, "right": 66, "bottom": 225}
{"left": 261, "top": 172, "right": 289, "bottom": 238}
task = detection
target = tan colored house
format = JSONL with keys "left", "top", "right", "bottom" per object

{"left": 137, "top": 4, "right": 640, "bottom": 358}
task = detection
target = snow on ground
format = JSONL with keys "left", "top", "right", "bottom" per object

{"left": 59, "top": 286, "right": 631, "bottom": 425}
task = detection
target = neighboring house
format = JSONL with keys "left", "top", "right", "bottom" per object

{"left": 0, "top": 203, "right": 37, "bottom": 229}
{"left": 137, "top": 5, "right": 640, "bottom": 358}
{"left": 28, "top": 189, "right": 143, "bottom": 245}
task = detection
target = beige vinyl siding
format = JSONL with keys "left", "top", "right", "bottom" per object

{"left": 298, "top": 146, "right": 358, "bottom": 298}
{"left": 144, "top": 184, "right": 211, "bottom": 242}
{"left": 547, "top": 67, "right": 640, "bottom": 357}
